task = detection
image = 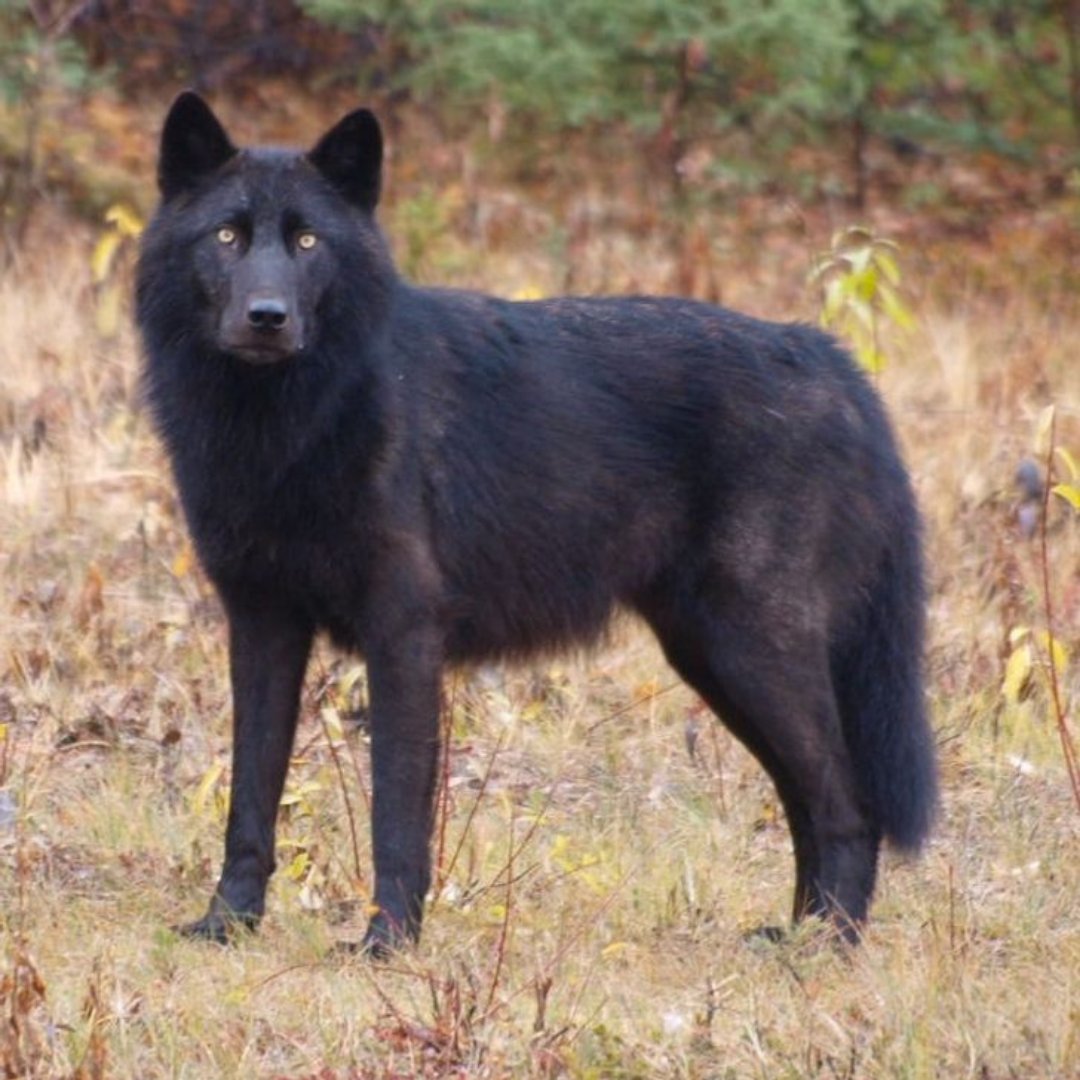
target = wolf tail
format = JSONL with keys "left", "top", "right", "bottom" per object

{"left": 832, "top": 510, "right": 938, "bottom": 851}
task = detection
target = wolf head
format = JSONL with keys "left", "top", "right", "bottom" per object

{"left": 144, "top": 92, "right": 390, "bottom": 365}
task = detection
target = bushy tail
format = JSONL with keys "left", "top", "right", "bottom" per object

{"left": 832, "top": 519, "right": 938, "bottom": 851}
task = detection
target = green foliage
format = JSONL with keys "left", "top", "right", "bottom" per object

{"left": 300, "top": 0, "right": 1080, "bottom": 195}
{"left": 1000, "top": 408, "right": 1080, "bottom": 813}
{"left": 810, "top": 226, "right": 914, "bottom": 373}
{"left": 0, "top": 1, "right": 93, "bottom": 105}
{"left": 301, "top": 1, "right": 888, "bottom": 133}
{"left": 0, "top": 1, "right": 99, "bottom": 256}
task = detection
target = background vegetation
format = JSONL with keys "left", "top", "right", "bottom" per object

{"left": 1, "top": 1, "right": 1078, "bottom": 1076}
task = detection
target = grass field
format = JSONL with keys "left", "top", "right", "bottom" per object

{"left": 0, "top": 185, "right": 1078, "bottom": 1078}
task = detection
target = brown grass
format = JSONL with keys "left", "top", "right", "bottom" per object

{"left": 0, "top": 187, "right": 1078, "bottom": 1079}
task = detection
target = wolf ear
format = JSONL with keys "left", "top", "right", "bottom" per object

{"left": 158, "top": 92, "right": 237, "bottom": 201}
{"left": 307, "top": 108, "right": 383, "bottom": 212}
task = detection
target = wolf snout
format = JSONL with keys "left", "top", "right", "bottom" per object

{"left": 247, "top": 297, "right": 289, "bottom": 332}
{"left": 219, "top": 293, "right": 303, "bottom": 361}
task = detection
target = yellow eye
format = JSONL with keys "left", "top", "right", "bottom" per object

{"left": 216, "top": 226, "right": 237, "bottom": 245}
{"left": 297, "top": 231, "right": 317, "bottom": 251}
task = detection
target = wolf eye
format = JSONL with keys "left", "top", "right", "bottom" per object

{"left": 296, "top": 231, "right": 318, "bottom": 251}
{"left": 216, "top": 226, "right": 237, "bottom": 246}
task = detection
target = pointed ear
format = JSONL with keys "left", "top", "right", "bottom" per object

{"left": 307, "top": 108, "right": 382, "bottom": 212}
{"left": 158, "top": 91, "right": 237, "bottom": 201}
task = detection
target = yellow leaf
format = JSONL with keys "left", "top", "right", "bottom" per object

{"left": 844, "top": 295, "right": 876, "bottom": 336}
{"left": 281, "top": 779, "right": 323, "bottom": 811}
{"left": 1002, "top": 644, "right": 1032, "bottom": 706}
{"left": 512, "top": 284, "right": 545, "bottom": 301}
{"left": 855, "top": 342, "right": 886, "bottom": 374}
{"left": 1052, "top": 483, "right": 1080, "bottom": 512}
{"left": 634, "top": 678, "right": 660, "bottom": 701}
{"left": 879, "top": 283, "right": 916, "bottom": 331}
{"left": 854, "top": 264, "right": 879, "bottom": 303}
{"left": 283, "top": 850, "right": 310, "bottom": 881}
{"left": 336, "top": 664, "right": 366, "bottom": 699}
{"left": 95, "top": 284, "right": 123, "bottom": 339}
{"left": 1035, "top": 631, "right": 1069, "bottom": 675}
{"left": 520, "top": 700, "right": 546, "bottom": 723}
{"left": 91, "top": 229, "right": 123, "bottom": 285}
{"left": 171, "top": 543, "right": 192, "bottom": 579}
{"left": 321, "top": 706, "right": 344, "bottom": 741}
{"left": 104, "top": 203, "right": 144, "bottom": 238}
{"left": 1034, "top": 405, "right": 1056, "bottom": 457}
{"left": 191, "top": 760, "right": 225, "bottom": 817}
{"left": 1054, "top": 447, "right": 1078, "bottom": 481}
{"left": 874, "top": 248, "right": 902, "bottom": 286}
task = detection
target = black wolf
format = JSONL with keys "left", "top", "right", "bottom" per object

{"left": 136, "top": 92, "right": 936, "bottom": 954}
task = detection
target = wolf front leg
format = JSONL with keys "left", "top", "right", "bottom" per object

{"left": 361, "top": 623, "right": 443, "bottom": 957}
{"left": 178, "top": 593, "right": 314, "bottom": 943}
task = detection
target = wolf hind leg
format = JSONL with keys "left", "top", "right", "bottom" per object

{"left": 640, "top": 595, "right": 880, "bottom": 938}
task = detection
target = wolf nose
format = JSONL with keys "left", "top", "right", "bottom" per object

{"left": 247, "top": 298, "right": 289, "bottom": 332}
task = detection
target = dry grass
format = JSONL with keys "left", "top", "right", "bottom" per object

{"left": 0, "top": 192, "right": 1078, "bottom": 1079}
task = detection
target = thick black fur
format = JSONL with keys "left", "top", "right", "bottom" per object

{"left": 136, "top": 92, "right": 937, "bottom": 954}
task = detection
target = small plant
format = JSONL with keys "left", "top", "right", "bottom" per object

{"left": 91, "top": 203, "right": 144, "bottom": 338}
{"left": 0, "top": 1, "right": 98, "bottom": 259}
{"left": 810, "top": 226, "right": 915, "bottom": 373}
{"left": 1001, "top": 406, "right": 1080, "bottom": 812}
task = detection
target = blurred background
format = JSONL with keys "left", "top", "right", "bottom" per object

{"left": 2, "top": 0, "right": 1079, "bottom": 283}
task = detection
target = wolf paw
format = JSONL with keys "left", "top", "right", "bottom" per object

{"left": 173, "top": 909, "right": 258, "bottom": 945}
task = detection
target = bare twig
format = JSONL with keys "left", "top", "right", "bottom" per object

{"left": 438, "top": 728, "right": 507, "bottom": 897}
{"left": 433, "top": 676, "right": 458, "bottom": 896}
{"left": 319, "top": 707, "right": 364, "bottom": 885}
{"left": 484, "top": 801, "right": 516, "bottom": 1015}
